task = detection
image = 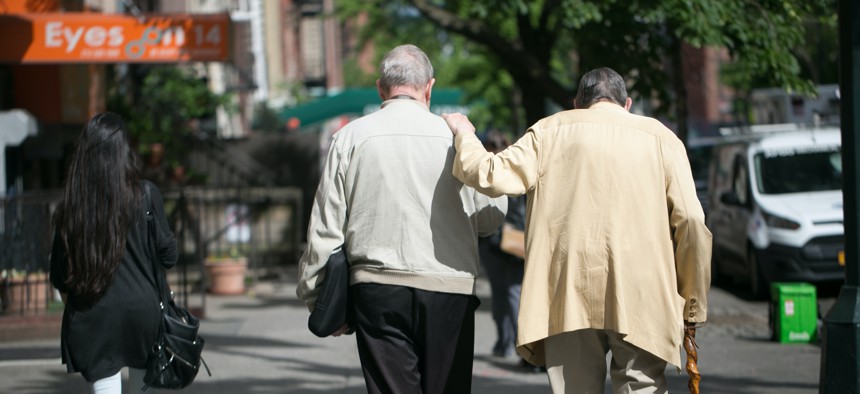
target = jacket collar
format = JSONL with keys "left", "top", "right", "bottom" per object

{"left": 381, "top": 97, "right": 430, "bottom": 111}
{"left": 589, "top": 101, "right": 628, "bottom": 114}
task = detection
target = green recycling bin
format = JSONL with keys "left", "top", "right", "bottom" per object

{"left": 769, "top": 282, "right": 818, "bottom": 344}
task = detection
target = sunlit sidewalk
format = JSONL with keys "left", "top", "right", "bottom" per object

{"left": 0, "top": 270, "right": 823, "bottom": 393}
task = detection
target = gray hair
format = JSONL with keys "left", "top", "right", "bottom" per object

{"left": 574, "top": 67, "right": 628, "bottom": 108}
{"left": 378, "top": 44, "right": 434, "bottom": 93}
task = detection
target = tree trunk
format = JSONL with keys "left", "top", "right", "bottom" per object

{"left": 519, "top": 77, "right": 551, "bottom": 131}
{"left": 509, "top": 87, "right": 525, "bottom": 138}
{"left": 670, "top": 34, "right": 690, "bottom": 144}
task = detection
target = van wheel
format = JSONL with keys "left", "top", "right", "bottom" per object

{"left": 749, "top": 249, "right": 768, "bottom": 299}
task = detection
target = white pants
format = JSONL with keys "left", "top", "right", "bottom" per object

{"left": 91, "top": 368, "right": 154, "bottom": 394}
{"left": 544, "top": 329, "right": 668, "bottom": 394}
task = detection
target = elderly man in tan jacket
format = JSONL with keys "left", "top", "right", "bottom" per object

{"left": 443, "top": 67, "right": 711, "bottom": 394}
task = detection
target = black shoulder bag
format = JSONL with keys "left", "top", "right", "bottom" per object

{"left": 143, "top": 184, "right": 210, "bottom": 390}
{"left": 308, "top": 247, "right": 353, "bottom": 337}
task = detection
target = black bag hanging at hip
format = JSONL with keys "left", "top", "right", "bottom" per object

{"left": 142, "top": 183, "right": 210, "bottom": 390}
{"left": 308, "top": 247, "right": 353, "bottom": 337}
{"left": 144, "top": 299, "right": 207, "bottom": 390}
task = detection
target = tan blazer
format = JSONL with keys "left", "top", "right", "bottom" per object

{"left": 452, "top": 102, "right": 712, "bottom": 367}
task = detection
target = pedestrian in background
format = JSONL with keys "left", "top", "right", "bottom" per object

{"left": 443, "top": 67, "right": 711, "bottom": 394}
{"left": 477, "top": 130, "right": 528, "bottom": 364}
{"left": 50, "top": 113, "right": 178, "bottom": 394}
{"left": 479, "top": 194, "right": 528, "bottom": 362}
{"left": 296, "top": 44, "right": 507, "bottom": 394}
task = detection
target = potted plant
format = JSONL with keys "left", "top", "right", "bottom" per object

{"left": 1, "top": 269, "right": 50, "bottom": 314}
{"left": 203, "top": 247, "right": 248, "bottom": 295}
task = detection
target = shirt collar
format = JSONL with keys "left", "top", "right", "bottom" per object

{"left": 381, "top": 97, "right": 430, "bottom": 111}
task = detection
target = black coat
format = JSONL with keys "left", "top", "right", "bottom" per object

{"left": 50, "top": 180, "right": 177, "bottom": 382}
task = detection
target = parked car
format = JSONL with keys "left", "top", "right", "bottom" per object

{"left": 707, "top": 126, "right": 843, "bottom": 297}
{"left": 687, "top": 139, "right": 718, "bottom": 217}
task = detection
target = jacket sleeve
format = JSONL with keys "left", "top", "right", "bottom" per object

{"left": 296, "top": 135, "right": 348, "bottom": 311}
{"left": 148, "top": 181, "right": 178, "bottom": 269}
{"left": 664, "top": 138, "right": 712, "bottom": 325}
{"left": 452, "top": 128, "right": 540, "bottom": 197}
{"left": 472, "top": 192, "right": 508, "bottom": 237}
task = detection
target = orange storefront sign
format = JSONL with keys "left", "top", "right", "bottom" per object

{"left": 0, "top": 13, "right": 230, "bottom": 63}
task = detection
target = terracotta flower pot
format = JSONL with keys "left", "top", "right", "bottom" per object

{"left": 204, "top": 257, "right": 248, "bottom": 295}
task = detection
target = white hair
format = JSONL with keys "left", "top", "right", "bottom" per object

{"left": 378, "top": 44, "right": 434, "bottom": 93}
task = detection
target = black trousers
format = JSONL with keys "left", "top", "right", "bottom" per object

{"left": 351, "top": 283, "right": 479, "bottom": 394}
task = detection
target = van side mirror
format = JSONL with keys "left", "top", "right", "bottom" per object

{"left": 720, "top": 191, "right": 742, "bottom": 206}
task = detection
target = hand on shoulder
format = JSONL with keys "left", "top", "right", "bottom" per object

{"left": 442, "top": 113, "right": 476, "bottom": 136}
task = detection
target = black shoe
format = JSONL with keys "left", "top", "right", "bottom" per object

{"left": 517, "top": 358, "right": 546, "bottom": 373}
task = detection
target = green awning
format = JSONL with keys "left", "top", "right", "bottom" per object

{"left": 278, "top": 88, "right": 467, "bottom": 129}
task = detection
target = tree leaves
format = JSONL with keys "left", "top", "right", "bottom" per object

{"left": 335, "top": 0, "right": 836, "bottom": 135}
{"left": 108, "top": 66, "right": 228, "bottom": 163}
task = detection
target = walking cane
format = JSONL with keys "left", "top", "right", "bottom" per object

{"left": 684, "top": 326, "right": 701, "bottom": 394}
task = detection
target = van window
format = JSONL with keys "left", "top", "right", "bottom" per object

{"left": 754, "top": 150, "right": 842, "bottom": 194}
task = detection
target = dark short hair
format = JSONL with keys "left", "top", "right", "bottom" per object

{"left": 574, "top": 67, "right": 628, "bottom": 108}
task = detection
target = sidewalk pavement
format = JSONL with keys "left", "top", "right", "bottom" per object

{"left": 0, "top": 267, "right": 822, "bottom": 393}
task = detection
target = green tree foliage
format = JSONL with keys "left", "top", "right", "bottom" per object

{"left": 336, "top": 3, "right": 520, "bottom": 132}
{"left": 252, "top": 102, "right": 283, "bottom": 133}
{"left": 108, "top": 66, "right": 227, "bottom": 163}
{"left": 336, "top": 0, "right": 836, "bottom": 141}
{"left": 795, "top": 15, "right": 839, "bottom": 85}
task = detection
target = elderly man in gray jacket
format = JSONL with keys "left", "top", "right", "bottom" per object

{"left": 297, "top": 44, "right": 507, "bottom": 394}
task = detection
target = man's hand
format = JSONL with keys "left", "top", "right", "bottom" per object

{"left": 330, "top": 323, "right": 351, "bottom": 337}
{"left": 442, "top": 113, "right": 476, "bottom": 136}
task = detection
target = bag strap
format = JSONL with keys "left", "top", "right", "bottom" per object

{"left": 141, "top": 183, "right": 212, "bottom": 389}
{"left": 142, "top": 182, "right": 167, "bottom": 392}
{"left": 144, "top": 183, "right": 170, "bottom": 309}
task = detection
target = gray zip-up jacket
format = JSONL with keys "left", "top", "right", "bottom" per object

{"left": 297, "top": 98, "right": 507, "bottom": 309}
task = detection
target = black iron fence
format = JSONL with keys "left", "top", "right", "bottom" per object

{"left": 0, "top": 185, "right": 303, "bottom": 316}
{"left": 163, "top": 185, "right": 303, "bottom": 311}
{"left": 2, "top": 130, "right": 305, "bottom": 316}
{"left": 0, "top": 190, "right": 57, "bottom": 315}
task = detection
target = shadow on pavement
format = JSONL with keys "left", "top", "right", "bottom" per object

{"left": 201, "top": 332, "right": 316, "bottom": 351}
{"left": 5, "top": 369, "right": 90, "bottom": 394}
{"left": 215, "top": 295, "right": 307, "bottom": 310}
{"left": 0, "top": 344, "right": 58, "bottom": 361}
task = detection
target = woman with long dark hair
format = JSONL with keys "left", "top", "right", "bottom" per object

{"left": 50, "top": 112, "right": 177, "bottom": 393}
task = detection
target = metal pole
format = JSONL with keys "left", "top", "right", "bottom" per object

{"left": 821, "top": 0, "right": 860, "bottom": 392}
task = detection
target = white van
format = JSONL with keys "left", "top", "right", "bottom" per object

{"left": 707, "top": 126, "right": 843, "bottom": 297}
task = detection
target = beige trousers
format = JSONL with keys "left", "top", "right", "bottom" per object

{"left": 544, "top": 329, "right": 668, "bottom": 394}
